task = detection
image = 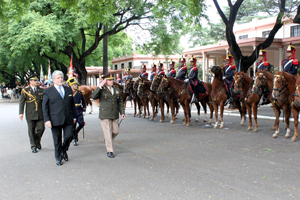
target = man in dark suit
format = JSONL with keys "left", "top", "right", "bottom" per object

{"left": 42, "top": 70, "right": 77, "bottom": 166}
{"left": 19, "top": 74, "right": 45, "bottom": 153}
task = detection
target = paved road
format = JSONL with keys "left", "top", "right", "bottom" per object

{"left": 0, "top": 101, "right": 300, "bottom": 200}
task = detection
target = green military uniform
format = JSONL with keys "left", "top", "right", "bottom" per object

{"left": 91, "top": 74, "right": 125, "bottom": 158}
{"left": 19, "top": 77, "right": 45, "bottom": 152}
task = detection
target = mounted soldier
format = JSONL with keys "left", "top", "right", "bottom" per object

{"left": 67, "top": 77, "right": 86, "bottom": 146}
{"left": 176, "top": 56, "right": 187, "bottom": 81}
{"left": 282, "top": 43, "right": 299, "bottom": 75}
{"left": 116, "top": 74, "right": 121, "bottom": 83}
{"left": 150, "top": 63, "right": 157, "bottom": 81}
{"left": 256, "top": 48, "right": 271, "bottom": 72}
{"left": 140, "top": 64, "right": 149, "bottom": 79}
{"left": 223, "top": 53, "right": 235, "bottom": 103}
{"left": 188, "top": 56, "right": 202, "bottom": 103}
{"left": 255, "top": 48, "right": 271, "bottom": 104}
{"left": 167, "top": 60, "right": 176, "bottom": 78}
{"left": 122, "top": 67, "right": 132, "bottom": 84}
{"left": 157, "top": 62, "right": 165, "bottom": 76}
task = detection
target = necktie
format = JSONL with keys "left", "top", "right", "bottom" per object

{"left": 58, "top": 86, "right": 64, "bottom": 98}
{"left": 33, "top": 88, "right": 36, "bottom": 94}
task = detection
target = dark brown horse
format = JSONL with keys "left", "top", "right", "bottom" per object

{"left": 124, "top": 78, "right": 142, "bottom": 117}
{"left": 291, "top": 74, "right": 300, "bottom": 142}
{"left": 271, "top": 71, "right": 295, "bottom": 139}
{"left": 150, "top": 75, "right": 171, "bottom": 122}
{"left": 137, "top": 78, "right": 158, "bottom": 119}
{"left": 210, "top": 65, "right": 246, "bottom": 129}
{"left": 234, "top": 71, "right": 261, "bottom": 132}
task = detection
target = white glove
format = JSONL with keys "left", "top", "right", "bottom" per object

{"left": 83, "top": 112, "right": 86, "bottom": 116}
{"left": 184, "top": 79, "right": 189, "bottom": 83}
{"left": 222, "top": 76, "right": 226, "bottom": 80}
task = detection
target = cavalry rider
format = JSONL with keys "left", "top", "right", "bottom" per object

{"left": 116, "top": 74, "right": 121, "bottom": 83}
{"left": 150, "top": 63, "right": 157, "bottom": 81}
{"left": 157, "top": 62, "right": 165, "bottom": 76}
{"left": 256, "top": 48, "right": 271, "bottom": 72}
{"left": 282, "top": 43, "right": 299, "bottom": 75}
{"left": 188, "top": 56, "right": 201, "bottom": 103}
{"left": 140, "top": 64, "right": 149, "bottom": 79}
{"left": 255, "top": 48, "right": 271, "bottom": 104}
{"left": 168, "top": 60, "right": 176, "bottom": 78}
{"left": 122, "top": 67, "right": 132, "bottom": 84}
{"left": 223, "top": 53, "right": 236, "bottom": 103}
{"left": 176, "top": 56, "right": 187, "bottom": 81}
{"left": 67, "top": 77, "right": 86, "bottom": 146}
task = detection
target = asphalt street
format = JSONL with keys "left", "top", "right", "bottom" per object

{"left": 0, "top": 99, "right": 300, "bottom": 200}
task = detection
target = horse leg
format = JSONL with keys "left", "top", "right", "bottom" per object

{"left": 246, "top": 103, "right": 252, "bottom": 131}
{"left": 207, "top": 102, "right": 213, "bottom": 125}
{"left": 165, "top": 102, "right": 169, "bottom": 118}
{"left": 195, "top": 102, "right": 200, "bottom": 122}
{"left": 150, "top": 98, "right": 155, "bottom": 121}
{"left": 138, "top": 100, "right": 142, "bottom": 117}
{"left": 272, "top": 106, "right": 280, "bottom": 138}
{"left": 235, "top": 100, "right": 245, "bottom": 126}
{"left": 252, "top": 102, "right": 258, "bottom": 132}
{"left": 146, "top": 100, "right": 150, "bottom": 119}
{"left": 219, "top": 101, "right": 225, "bottom": 129}
{"left": 170, "top": 100, "right": 175, "bottom": 124}
{"left": 283, "top": 105, "right": 291, "bottom": 138}
{"left": 201, "top": 100, "right": 207, "bottom": 122}
{"left": 212, "top": 102, "right": 219, "bottom": 129}
{"left": 142, "top": 99, "right": 146, "bottom": 118}
{"left": 291, "top": 108, "right": 299, "bottom": 142}
{"left": 160, "top": 99, "right": 165, "bottom": 123}
{"left": 89, "top": 100, "right": 93, "bottom": 114}
{"left": 186, "top": 101, "right": 191, "bottom": 126}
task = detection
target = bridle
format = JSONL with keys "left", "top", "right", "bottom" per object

{"left": 272, "top": 74, "right": 288, "bottom": 103}
{"left": 252, "top": 73, "right": 266, "bottom": 96}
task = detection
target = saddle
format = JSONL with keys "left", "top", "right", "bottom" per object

{"left": 223, "top": 80, "right": 241, "bottom": 98}
{"left": 188, "top": 81, "right": 209, "bottom": 96}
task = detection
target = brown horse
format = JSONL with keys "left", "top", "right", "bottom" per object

{"left": 124, "top": 78, "right": 142, "bottom": 117}
{"left": 137, "top": 78, "right": 158, "bottom": 119}
{"left": 234, "top": 71, "right": 262, "bottom": 132}
{"left": 78, "top": 85, "right": 97, "bottom": 114}
{"left": 150, "top": 75, "right": 172, "bottom": 122}
{"left": 291, "top": 74, "right": 300, "bottom": 142}
{"left": 271, "top": 71, "right": 295, "bottom": 139}
{"left": 210, "top": 65, "right": 246, "bottom": 129}
{"left": 113, "top": 82, "right": 127, "bottom": 109}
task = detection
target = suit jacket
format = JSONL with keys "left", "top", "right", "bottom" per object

{"left": 42, "top": 85, "right": 77, "bottom": 126}
{"left": 91, "top": 85, "right": 125, "bottom": 119}
{"left": 19, "top": 86, "right": 44, "bottom": 120}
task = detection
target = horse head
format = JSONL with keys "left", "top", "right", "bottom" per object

{"left": 158, "top": 77, "right": 169, "bottom": 93}
{"left": 272, "top": 71, "right": 287, "bottom": 100}
{"left": 124, "top": 78, "right": 132, "bottom": 93}
{"left": 293, "top": 74, "right": 300, "bottom": 106}
{"left": 137, "top": 78, "right": 145, "bottom": 97}
{"left": 210, "top": 65, "right": 223, "bottom": 79}
{"left": 253, "top": 69, "right": 267, "bottom": 94}
{"left": 233, "top": 71, "right": 244, "bottom": 94}
{"left": 150, "top": 75, "right": 162, "bottom": 91}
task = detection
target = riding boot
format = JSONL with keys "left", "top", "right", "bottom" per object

{"left": 229, "top": 88, "right": 234, "bottom": 103}
{"left": 75, "top": 124, "right": 84, "bottom": 137}
{"left": 126, "top": 92, "right": 132, "bottom": 101}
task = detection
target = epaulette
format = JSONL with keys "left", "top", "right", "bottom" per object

{"left": 263, "top": 62, "right": 269, "bottom": 66}
{"left": 25, "top": 86, "right": 30, "bottom": 89}
{"left": 281, "top": 60, "right": 284, "bottom": 66}
{"left": 293, "top": 59, "right": 299, "bottom": 65}
{"left": 154, "top": 73, "right": 157, "bottom": 75}
{"left": 161, "top": 71, "right": 165, "bottom": 75}
{"left": 182, "top": 67, "right": 187, "bottom": 70}
{"left": 145, "top": 72, "right": 148, "bottom": 75}
{"left": 231, "top": 66, "right": 236, "bottom": 69}
{"left": 193, "top": 67, "right": 198, "bottom": 71}
{"left": 171, "top": 70, "right": 176, "bottom": 73}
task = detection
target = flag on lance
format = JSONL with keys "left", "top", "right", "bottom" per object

{"left": 40, "top": 64, "right": 44, "bottom": 83}
{"left": 47, "top": 60, "right": 51, "bottom": 81}
{"left": 68, "top": 55, "right": 78, "bottom": 79}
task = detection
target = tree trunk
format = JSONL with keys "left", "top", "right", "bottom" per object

{"left": 103, "top": 25, "right": 108, "bottom": 75}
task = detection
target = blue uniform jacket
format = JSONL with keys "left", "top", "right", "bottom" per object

{"left": 223, "top": 65, "right": 235, "bottom": 80}
{"left": 176, "top": 67, "right": 187, "bottom": 81}
{"left": 74, "top": 90, "right": 86, "bottom": 125}
{"left": 141, "top": 72, "right": 148, "bottom": 79}
{"left": 167, "top": 70, "right": 176, "bottom": 78}
{"left": 256, "top": 61, "right": 270, "bottom": 72}
{"left": 150, "top": 72, "right": 156, "bottom": 81}
{"left": 282, "top": 58, "right": 299, "bottom": 75}
{"left": 189, "top": 67, "right": 201, "bottom": 86}
{"left": 157, "top": 71, "right": 165, "bottom": 76}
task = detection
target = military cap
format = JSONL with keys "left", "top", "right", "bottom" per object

{"left": 169, "top": 60, "right": 175, "bottom": 66}
{"left": 225, "top": 54, "right": 233, "bottom": 60}
{"left": 287, "top": 44, "right": 296, "bottom": 52}
{"left": 158, "top": 62, "right": 164, "bottom": 67}
{"left": 141, "top": 64, "right": 147, "bottom": 69}
{"left": 151, "top": 63, "right": 157, "bottom": 68}
{"left": 67, "top": 77, "right": 79, "bottom": 85}
{"left": 125, "top": 67, "right": 131, "bottom": 72}
{"left": 259, "top": 49, "right": 267, "bottom": 56}
{"left": 190, "top": 55, "right": 197, "bottom": 62}
{"left": 179, "top": 56, "right": 186, "bottom": 62}
{"left": 103, "top": 73, "right": 114, "bottom": 80}
{"left": 29, "top": 74, "right": 39, "bottom": 81}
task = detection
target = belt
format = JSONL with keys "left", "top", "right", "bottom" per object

{"left": 75, "top": 104, "right": 81, "bottom": 106}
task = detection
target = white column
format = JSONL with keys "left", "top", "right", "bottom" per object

{"left": 205, "top": 55, "right": 210, "bottom": 82}
{"left": 202, "top": 52, "right": 206, "bottom": 82}
{"left": 279, "top": 45, "right": 284, "bottom": 71}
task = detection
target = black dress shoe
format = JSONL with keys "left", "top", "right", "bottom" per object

{"left": 32, "top": 148, "right": 38, "bottom": 153}
{"left": 56, "top": 160, "right": 63, "bottom": 166}
{"left": 73, "top": 141, "right": 78, "bottom": 146}
{"left": 37, "top": 144, "right": 42, "bottom": 150}
{"left": 62, "top": 151, "right": 68, "bottom": 161}
{"left": 107, "top": 152, "right": 114, "bottom": 158}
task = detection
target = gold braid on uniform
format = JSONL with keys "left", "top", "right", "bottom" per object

{"left": 21, "top": 88, "right": 38, "bottom": 111}
{"left": 73, "top": 90, "right": 78, "bottom": 97}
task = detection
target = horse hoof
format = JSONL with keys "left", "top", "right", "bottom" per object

{"left": 195, "top": 120, "right": 198, "bottom": 122}
{"left": 89, "top": 112, "right": 92, "bottom": 114}
{"left": 272, "top": 135, "right": 278, "bottom": 139}
{"left": 253, "top": 129, "right": 258, "bottom": 132}
{"left": 170, "top": 121, "right": 174, "bottom": 124}
{"left": 213, "top": 126, "right": 217, "bottom": 129}
{"left": 240, "top": 124, "right": 244, "bottom": 126}
{"left": 203, "top": 119, "right": 207, "bottom": 122}
{"left": 271, "top": 126, "right": 276, "bottom": 130}
{"left": 285, "top": 135, "right": 290, "bottom": 139}
{"left": 219, "top": 126, "right": 223, "bottom": 129}
{"left": 159, "top": 120, "right": 163, "bottom": 123}
{"left": 183, "top": 123, "right": 186, "bottom": 125}
{"left": 150, "top": 118, "right": 154, "bottom": 121}
{"left": 247, "top": 127, "right": 251, "bottom": 131}
{"left": 186, "top": 124, "right": 190, "bottom": 127}
{"left": 291, "top": 138, "right": 296, "bottom": 142}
